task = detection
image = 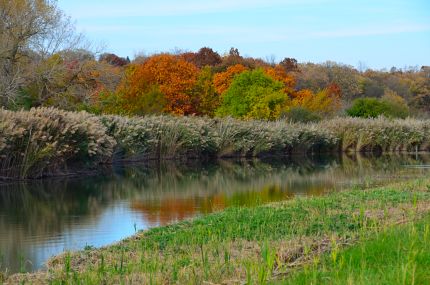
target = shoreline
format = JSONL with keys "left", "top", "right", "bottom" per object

{"left": 1, "top": 151, "right": 429, "bottom": 183}
{"left": 6, "top": 177, "right": 430, "bottom": 284}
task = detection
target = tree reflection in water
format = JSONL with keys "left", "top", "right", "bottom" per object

{"left": 0, "top": 154, "right": 429, "bottom": 273}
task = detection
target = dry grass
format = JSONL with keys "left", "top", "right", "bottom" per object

{"left": 0, "top": 107, "right": 115, "bottom": 179}
{"left": 2, "top": 108, "right": 430, "bottom": 179}
{"left": 323, "top": 117, "right": 430, "bottom": 152}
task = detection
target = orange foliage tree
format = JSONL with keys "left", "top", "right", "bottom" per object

{"left": 213, "top": 64, "right": 247, "bottom": 95}
{"left": 292, "top": 86, "right": 342, "bottom": 116}
{"left": 264, "top": 65, "right": 296, "bottom": 94}
{"left": 292, "top": 89, "right": 314, "bottom": 103}
{"left": 116, "top": 54, "right": 199, "bottom": 115}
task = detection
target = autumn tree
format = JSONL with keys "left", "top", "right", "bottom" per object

{"left": 264, "top": 65, "right": 296, "bottom": 94}
{"left": 292, "top": 88, "right": 341, "bottom": 116}
{"left": 114, "top": 54, "right": 198, "bottom": 115}
{"left": 217, "top": 47, "right": 245, "bottom": 70}
{"left": 296, "top": 62, "right": 361, "bottom": 100}
{"left": 410, "top": 77, "right": 430, "bottom": 112}
{"left": 0, "top": 0, "right": 85, "bottom": 107}
{"left": 18, "top": 49, "right": 123, "bottom": 110}
{"left": 179, "top": 52, "right": 197, "bottom": 64}
{"left": 99, "top": 53, "right": 130, "bottom": 67}
{"left": 186, "top": 47, "right": 222, "bottom": 68}
{"left": 380, "top": 89, "right": 409, "bottom": 118}
{"left": 292, "top": 89, "right": 314, "bottom": 103}
{"left": 191, "top": 66, "right": 219, "bottom": 116}
{"left": 279, "top": 57, "right": 299, "bottom": 73}
{"left": 213, "top": 64, "right": 247, "bottom": 95}
{"left": 216, "top": 69, "right": 290, "bottom": 120}
{"left": 359, "top": 77, "right": 385, "bottom": 98}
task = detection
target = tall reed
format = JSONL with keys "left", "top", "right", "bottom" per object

{"left": 0, "top": 108, "right": 115, "bottom": 179}
{"left": 322, "top": 117, "right": 430, "bottom": 153}
{"left": 2, "top": 108, "right": 430, "bottom": 179}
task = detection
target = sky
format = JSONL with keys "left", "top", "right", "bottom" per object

{"left": 58, "top": 0, "right": 430, "bottom": 69}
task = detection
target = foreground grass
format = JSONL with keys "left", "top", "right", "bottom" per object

{"left": 277, "top": 216, "right": 430, "bottom": 285}
{"left": 6, "top": 179, "right": 430, "bottom": 284}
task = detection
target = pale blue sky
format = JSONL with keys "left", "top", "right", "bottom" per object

{"left": 58, "top": 0, "right": 430, "bottom": 69}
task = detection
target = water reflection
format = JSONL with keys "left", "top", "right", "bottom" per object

{"left": 0, "top": 154, "right": 429, "bottom": 273}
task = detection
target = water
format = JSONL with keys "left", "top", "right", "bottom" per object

{"left": 1, "top": 154, "right": 429, "bottom": 273}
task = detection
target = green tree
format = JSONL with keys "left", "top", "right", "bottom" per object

{"left": 216, "top": 69, "right": 290, "bottom": 120}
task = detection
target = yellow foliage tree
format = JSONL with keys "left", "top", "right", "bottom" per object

{"left": 292, "top": 88, "right": 341, "bottom": 116}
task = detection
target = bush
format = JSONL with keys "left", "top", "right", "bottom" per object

{"left": 381, "top": 89, "right": 410, "bottom": 119}
{"left": 283, "top": 107, "right": 321, "bottom": 123}
{"left": 346, "top": 94, "right": 410, "bottom": 119}
{"left": 346, "top": 98, "right": 389, "bottom": 118}
{"left": 0, "top": 107, "right": 116, "bottom": 179}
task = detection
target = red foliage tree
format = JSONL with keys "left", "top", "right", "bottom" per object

{"left": 99, "top": 53, "right": 129, "bottom": 67}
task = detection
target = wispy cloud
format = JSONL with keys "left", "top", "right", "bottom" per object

{"left": 81, "top": 22, "right": 430, "bottom": 43}
{"left": 64, "top": 0, "right": 327, "bottom": 19}
{"left": 311, "top": 23, "right": 430, "bottom": 38}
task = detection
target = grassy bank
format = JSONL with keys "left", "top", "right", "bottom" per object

{"left": 276, "top": 216, "right": 430, "bottom": 285}
{"left": 2, "top": 107, "right": 430, "bottom": 179}
{"left": 6, "top": 178, "right": 430, "bottom": 284}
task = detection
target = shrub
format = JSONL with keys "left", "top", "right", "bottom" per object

{"left": 346, "top": 94, "right": 410, "bottom": 119}
{"left": 282, "top": 107, "right": 321, "bottom": 123}
{"left": 346, "top": 98, "right": 389, "bottom": 118}
{"left": 381, "top": 89, "right": 410, "bottom": 119}
{"left": 0, "top": 107, "right": 116, "bottom": 179}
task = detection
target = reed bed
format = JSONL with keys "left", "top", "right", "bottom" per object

{"left": 101, "top": 115, "right": 218, "bottom": 160}
{"left": 323, "top": 117, "right": 430, "bottom": 153}
{"left": 1, "top": 107, "right": 430, "bottom": 179}
{"left": 102, "top": 115, "right": 339, "bottom": 161}
{"left": 0, "top": 108, "right": 115, "bottom": 179}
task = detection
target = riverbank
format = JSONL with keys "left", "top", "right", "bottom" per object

{"left": 2, "top": 107, "right": 430, "bottom": 179}
{"left": 5, "top": 178, "right": 430, "bottom": 284}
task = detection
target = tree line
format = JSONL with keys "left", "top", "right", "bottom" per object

{"left": 1, "top": 0, "right": 429, "bottom": 121}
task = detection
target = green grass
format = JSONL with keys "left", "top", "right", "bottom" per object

{"left": 277, "top": 215, "right": 430, "bottom": 285}
{"left": 7, "top": 179, "right": 430, "bottom": 284}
